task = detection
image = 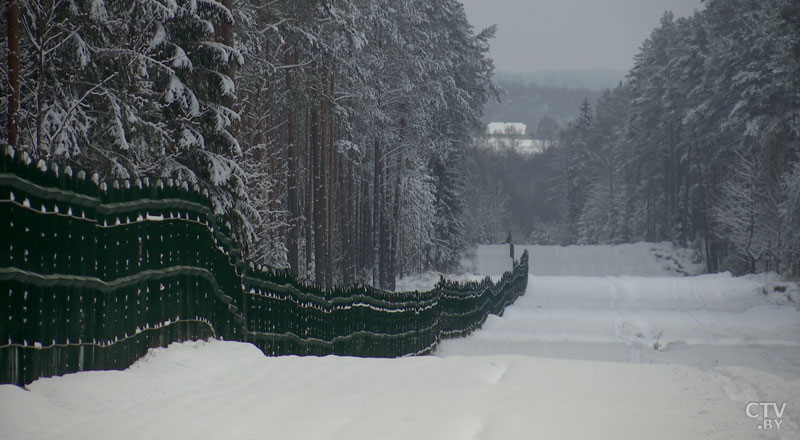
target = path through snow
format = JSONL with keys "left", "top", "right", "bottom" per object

{"left": 441, "top": 243, "right": 800, "bottom": 437}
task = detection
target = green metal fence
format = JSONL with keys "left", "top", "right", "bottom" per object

{"left": 0, "top": 145, "right": 529, "bottom": 385}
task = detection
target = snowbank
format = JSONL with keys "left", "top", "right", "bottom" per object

{"left": 2, "top": 339, "right": 796, "bottom": 440}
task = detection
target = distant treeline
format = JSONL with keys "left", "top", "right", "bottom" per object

{"left": 494, "top": 69, "right": 625, "bottom": 91}
{"left": 463, "top": 145, "right": 560, "bottom": 246}
{"left": 481, "top": 69, "right": 624, "bottom": 137}
{"left": 484, "top": 82, "right": 604, "bottom": 128}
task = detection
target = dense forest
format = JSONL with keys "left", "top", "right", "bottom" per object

{"left": 550, "top": 0, "right": 800, "bottom": 275}
{"left": 1, "top": 0, "right": 497, "bottom": 289}
{"left": 463, "top": 145, "right": 560, "bottom": 245}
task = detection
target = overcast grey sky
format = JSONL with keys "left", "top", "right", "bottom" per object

{"left": 459, "top": 0, "right": 703, "bottom": 72}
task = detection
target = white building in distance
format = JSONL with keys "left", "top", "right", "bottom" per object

{"left": 478, "top": 122, "right": 549, "bottom": 156}
{"left": 487, "top": 122, "right": 527, "bottom": 136}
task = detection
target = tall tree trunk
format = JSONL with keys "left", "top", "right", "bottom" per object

{"left": 264, "top": 40, "right": 279, "bottom": 228}
{"left": 389, "top": 152, "right": 403, "bottom": 289}
{"left": 359, "top": 167, "right": 365, "bottom": 279}
{"left": 373, "top": 137, "right": 382, "bottom": 286}
{"left": 285, "top": 45, "right": 300, "bottom": 274}
{"left": 305, "top": 104, "right": 314, "bottom": 277}
{"left": 215, "top": 0, "right": 234, "bottom": 47}
{"left": 326, "top": 71, "right": 336, "bottom": 286}
{"left": 683, "top": 142, "right": 692, "bottom": 244}
{"left": 6, "top": 0, "right": 20, "bottom": 146}
{"left": 386, "top": 118, "right": 407, "bottom": 290}
{"left": 361, "top": 177, "right": 372, "bottom": 274}
{"left": 698, "top": 146, "right": 714, "bottom": 273}
{"left": 343, "top": 159, "right": 355, "bottom": 284}
{"left": 343, "top": 98, "right": 356, "bottom": 284}
{"left": 378, "top": 148, "right": 392, "bottom": 289}
{"left": 312, "top": 75, "right": 326, "bottom": 284}
{"left": 380, "top": 168, "right": 390, "bottom": 289}
{"left": 335, "top": 152, "right": 345, "bottom": 284}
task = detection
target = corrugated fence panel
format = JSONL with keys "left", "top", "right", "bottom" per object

{"left": 0, "top": 144, "right": 528, "bottom": 385}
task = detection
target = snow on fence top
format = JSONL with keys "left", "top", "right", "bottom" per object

{"left": 0, "top": 144, "right": 529, "bottom": 386}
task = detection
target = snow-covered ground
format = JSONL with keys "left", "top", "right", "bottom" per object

{"left": 438, "top": 270, "right": 800, "bottom": 373}
{"left": 2, "top": 243, "right": 799, "bottom": 439}
{"left": 444, "top": 243, "right": 799, "bottom": 380}
{"left": 1, "top": 339, "right": 797, "bottom": 440}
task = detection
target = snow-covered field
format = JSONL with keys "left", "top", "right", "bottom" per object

{"left": 2, "top": 243, "right": 799, "bottom": 439}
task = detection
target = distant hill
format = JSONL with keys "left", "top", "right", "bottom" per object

{"left": 481, "top": 69, "right": 624, "bottom": 131}
{"left": 495, "top": 69, "right": 625, "bottom": 91}
{"left": 481, "top": 82, "right": 602, "bottom": 131}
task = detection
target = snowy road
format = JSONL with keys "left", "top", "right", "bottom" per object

{"left": 442, "top": 243, "right": 800, "bottom": 437}
{"left": 449, "top": 244, "right": 800, "bottom": 378}
{"left": 438, "top": 273, "right": 800, "bottom": 378}
{"left": 2, "top": 243, "right": 799, "bottom": 440}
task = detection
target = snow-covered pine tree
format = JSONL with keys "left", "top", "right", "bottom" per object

{"left": 156, "top": 0, "right": 243, "bottom": 217}
{"left": 421, "top": 0, "right": 497, "bottom": 271}
{"left": 4, "top": 0, "right": 244, "bottom": 225}
{"left": 576, "top": 87, "right": 631, "bottom": 245}
{"left": 552, "top": 0, "right": 800, "bottom": 274}
{"left": 232, "top": 0, "right": 288, "bottom": 268}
